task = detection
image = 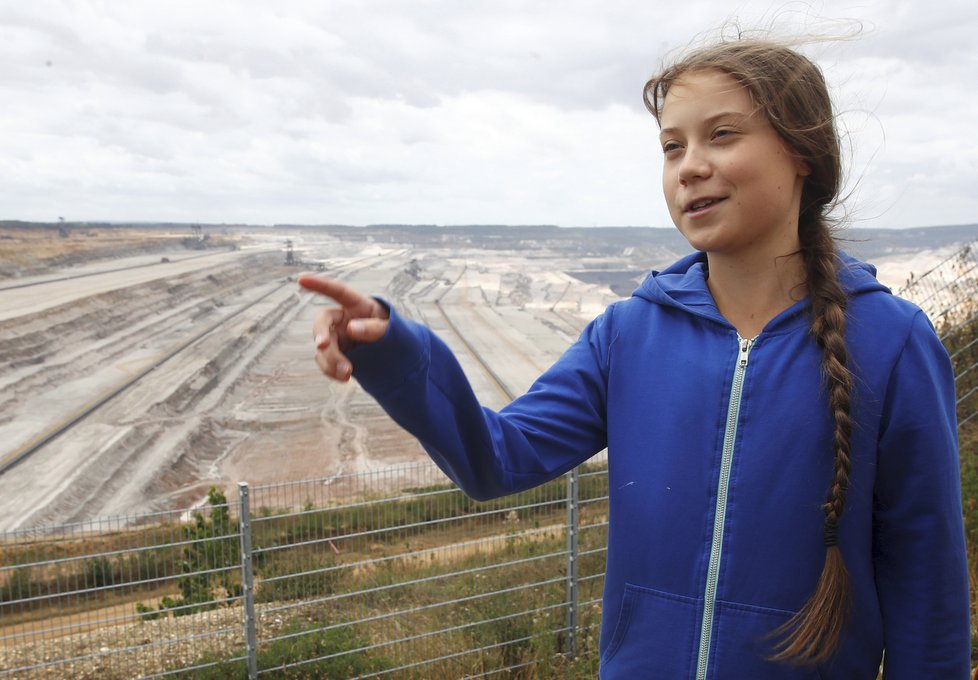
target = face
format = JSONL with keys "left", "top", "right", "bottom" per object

{"left": 658, "top": 69, "right": 809, "bottom": 261}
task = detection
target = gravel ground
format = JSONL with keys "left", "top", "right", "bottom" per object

{"left": 0, "top": 603, "right": 301, "bottom": 679}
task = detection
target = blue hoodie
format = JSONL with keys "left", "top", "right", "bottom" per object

{"left": 350, "top": 252, "right": 970, "bottom": 679}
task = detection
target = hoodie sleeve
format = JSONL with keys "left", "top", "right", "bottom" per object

{"left": 348, "top": 302, "right": 612, "bottom": 501}
{"left": 874, "top": 311, "right": 971, "bottom": 679}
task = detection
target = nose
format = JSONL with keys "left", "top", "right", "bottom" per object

{"left": 677, "top": 144, "right": 711, "bottom": 186}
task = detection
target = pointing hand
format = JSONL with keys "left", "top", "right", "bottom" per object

{"left": 298, "top": 275, "right": 390, "bottom": 382}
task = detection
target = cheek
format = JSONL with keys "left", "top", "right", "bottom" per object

{"left": 661, "top": 164, "right": 677, "bottom": 201}
{"left": 662, "top": 176, "right": 681, "bottom": 220}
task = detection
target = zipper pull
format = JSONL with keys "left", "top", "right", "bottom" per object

{"left": 738, "top": 338, "right": 753, "bottom": 368}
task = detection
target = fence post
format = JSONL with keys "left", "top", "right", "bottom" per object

{"left": 238, "top": 482, "right": 258, "bottom": 680}
{"left": 565, "top": 467, "right": 580, "bottom": 660}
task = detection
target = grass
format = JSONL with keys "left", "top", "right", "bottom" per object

{"left": 957, "top": 420, "right": 978, "bottom": 662}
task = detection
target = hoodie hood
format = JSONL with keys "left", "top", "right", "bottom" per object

{"left": 632, "top": 250, "right": 891, "bottom": 330}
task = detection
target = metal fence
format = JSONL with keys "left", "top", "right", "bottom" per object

{"left": 3, "top": 241, "right": 978, "bottom": 679}
{"left": 0, "top": 459, "right": 609, "bottom": 679}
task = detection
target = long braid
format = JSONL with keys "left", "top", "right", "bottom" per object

{"left": 770, "top": 221, "right": 854, "bottom": 664}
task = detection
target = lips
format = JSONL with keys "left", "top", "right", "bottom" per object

{"left": 684, "top": 196, "right": 727, "bottom": 213}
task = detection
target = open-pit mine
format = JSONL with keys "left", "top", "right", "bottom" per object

{"left": 0, "top": 222, "right": 969, "bottom": 531}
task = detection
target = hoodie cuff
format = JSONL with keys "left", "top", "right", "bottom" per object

{"left": 348, "top": 299, "right": 427, "bottom": 396}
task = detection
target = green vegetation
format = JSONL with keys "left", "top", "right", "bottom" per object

{"left": 187, "top": 625, "right": 393, "bottom": 679}
{"left": 959, "top": 421, "right": 978, "bottom": 661}
{"left": 128, "top": 487, "right": 241, "bottom": 620}
{"left": 0, "top": 566, "right": 33, "bottom": 605}
{"left": 940, "top": 301, "right": 978, "bottom": 665}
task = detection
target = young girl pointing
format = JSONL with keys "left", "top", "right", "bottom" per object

{"left": 300, "top": 39, "right": 970, "bottom": 678}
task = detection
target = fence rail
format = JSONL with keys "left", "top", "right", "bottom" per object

{"left": 0, "top": 459, "right": 609, "bottom": 678}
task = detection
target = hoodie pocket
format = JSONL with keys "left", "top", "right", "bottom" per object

{"left": 600, "top": 583, "right": 700, "bottom": 678}
{"left": 711, "top": 600, "right": 824, "bottom": 679}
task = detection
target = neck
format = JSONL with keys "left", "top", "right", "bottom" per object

{"left": 706, "top": 249, "right": 807, "bottom": 338}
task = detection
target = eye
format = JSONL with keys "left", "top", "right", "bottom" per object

{"left": 661, "top": 141, "right": 683, "bottom": 156}
{"left": 712, "top": 127, "right": 737, "bottom": 141}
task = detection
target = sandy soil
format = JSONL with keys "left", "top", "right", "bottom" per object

{"left": 0, "top": 225, "right": 954, "bottom": 531}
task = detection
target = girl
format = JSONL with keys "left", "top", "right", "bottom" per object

{"left": 300, "top": 39, "right": 970, "bottom": 678}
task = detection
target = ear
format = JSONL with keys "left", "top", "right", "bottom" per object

{"left": 796, "top": 158, "right": 812, "bottom": 177}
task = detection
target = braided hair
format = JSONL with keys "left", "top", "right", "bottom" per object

{"left": 644, "top": 39, "right": 852, "bottom": 664}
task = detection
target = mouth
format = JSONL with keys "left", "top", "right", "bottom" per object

{"left": 684, "top": 197, "right": 727, "bottom": 214}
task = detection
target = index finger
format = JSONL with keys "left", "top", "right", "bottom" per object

{"left": 298, "top": 274, "right": 370, "bottom": 308}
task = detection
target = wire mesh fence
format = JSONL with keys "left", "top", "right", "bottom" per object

{"left": 0, "top": 499, "right": 248, "bottom": 679}
{"left": 896, "top": 240, "right": 978, "bottom": 425}
{"left": 0, "top": 459, "right": 609, "bottom": 679}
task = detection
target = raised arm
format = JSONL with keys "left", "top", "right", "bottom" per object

{"left": 299, "top": 277, "right": 613, "bottom": 500}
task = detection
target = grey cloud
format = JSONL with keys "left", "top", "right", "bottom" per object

{"left": 854, "top": 4, "right": 978, "bottom": 66}
{"left": 144, "top": 32, "right": 302, "bottom": 80}
{"left": 1, "top": 1, "right": 976, "bottom": 228}
{"left": 273, "top": 3, "right": 672, "bottom": 112}
{"left": 0, "top": 8, "right": 84, "bottom": 50}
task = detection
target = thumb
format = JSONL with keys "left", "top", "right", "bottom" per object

{"left": 347, "top": 317, "right": 389, "bottom": 343}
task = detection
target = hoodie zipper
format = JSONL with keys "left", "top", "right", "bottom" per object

{"left": 695, "top": 335, "right": 755, "bottom": 680}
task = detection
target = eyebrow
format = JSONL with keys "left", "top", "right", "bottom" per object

{"left": 659, "top": 111, "right": 751, "bottom": 138}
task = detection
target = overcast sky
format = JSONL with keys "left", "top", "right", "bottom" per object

{"left": 1, "top": 1, "right": 976, "bottom": 229}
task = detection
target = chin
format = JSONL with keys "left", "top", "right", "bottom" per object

{"left": 676, "top": 228, "right": 719, "bottom": 254}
